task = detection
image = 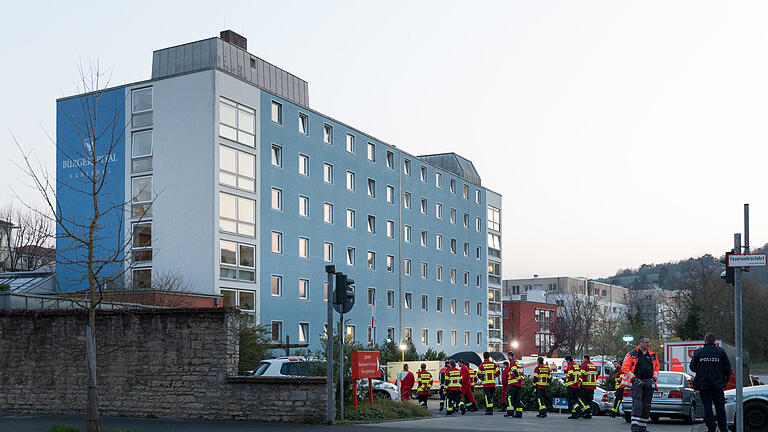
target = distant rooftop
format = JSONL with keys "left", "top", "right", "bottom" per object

{"left": 418, "top": 153, "right": 481, "bottom": 186}
{"left": 151, "top": 30, "right": 309, "bottom": 107}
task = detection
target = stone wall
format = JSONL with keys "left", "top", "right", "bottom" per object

{"left": 0, "top": 308, "right": 328, "bottom": 421}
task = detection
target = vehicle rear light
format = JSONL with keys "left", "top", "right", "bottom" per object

{"left": 624, "top": 388, "right": 631, "bottom": 397}
{"left": 668, "top": 390, "right": 683, "bottom": 399}
{"left": 602, "top": 394, "right": 610, "bottom": 402}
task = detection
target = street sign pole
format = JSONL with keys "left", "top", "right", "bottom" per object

{"left": 325, "top": 265, "right": 335, "bottom": 425}
{"left": 339, "top": 312, "right": 344, "bottom": 422}
{"left": 734, "top": 232, "right": 743, "bottom": 432}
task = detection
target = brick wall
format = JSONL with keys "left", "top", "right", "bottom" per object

{"left": 0, "top": 308, "right": 328, "bottom": 421}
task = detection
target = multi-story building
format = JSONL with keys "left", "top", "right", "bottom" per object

{"left": 503, "top": 276, "right": 629, "bottom": 317}
{"left": 502, "top": 300, "right": 558, "bottom": 357}
{"left": 55, "top": 31, "right": 502, "bottom": 353}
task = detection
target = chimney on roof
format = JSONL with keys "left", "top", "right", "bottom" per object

{"left": 220, "top": 30, "right": 247, "bottom": 50}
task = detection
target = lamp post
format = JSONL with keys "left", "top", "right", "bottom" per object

{"left": 622, "top": 334, "right": 634, "bottom": 352}
{"left": 511, "top": 340, "right": 519, "bottom": 351}
{"left": 399, "top": 343, "right": 407, "bottom": 362}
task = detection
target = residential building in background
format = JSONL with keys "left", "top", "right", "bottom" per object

{"left": 502, "top": 299, "right": 557, "bottom": 357}
{"left": 55, "top": 31, "right": 501, "bottom": 353}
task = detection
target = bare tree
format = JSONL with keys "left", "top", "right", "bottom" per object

{"left": 550, "top": 291, "right": 601, "bottom": 356}
{"left": 0, "top": 204, "right": 54, "bottom": 272}
{"left": 16, "top": 63, "right": 150, "bottom": 432}
{"left": 106, "top": 271, "right": 196, "bottom": 308}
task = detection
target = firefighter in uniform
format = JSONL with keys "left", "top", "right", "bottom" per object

{"left": 445, "top": 360, "right": 466, "bottom": 415}
{"left": 500, "top": 361, "right": 510, "bottom": 407}
{"left": 578, "top": 355, "right": 598, "bottom": 419}
{"left": 478, "top": 352, "right": 500, "bottom": 415}
{"left": 416, "top": 363, "right": 432, "bottom": 408}
{"left": 565, "top": 355, "right": 582, "bottom": 419}
{"left": 438, "top": 360, "right": 449, "bottom": 411}
{"left": 610, "top": 360, "right": 624, "bottom": 417}
{"left": 621, "top": 336, "right": 660, "bottom": 432}
{"left": 505, "top": 352, "right": 524, "bottom": 418}
{"left": 533, "top": 356, "right": 551, "bottom": 418}
{"left": 459, "top": 360, "right": 479, "bottom": 411}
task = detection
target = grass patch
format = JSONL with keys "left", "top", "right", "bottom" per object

{"left": 341, "top": 400, "right": 430, "bottom": 422}
{"left": 48, "top": 424, "right": 136, "bottom": 432}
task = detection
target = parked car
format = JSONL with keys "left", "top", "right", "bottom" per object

{"left": 246, "top": 356, "right": 399, "bottom": 400}
{"left": 621, "top": 371, "right": 703, "bottom": 424}
{"left": 725, "top": 384, "right": 768, "bottom": 431}
{"left": 592, "top": 387, "right": 614, "bottom": 415}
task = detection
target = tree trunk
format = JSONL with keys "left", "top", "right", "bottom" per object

{"left": 86, "top": 321, "right": 100, "bottom": 432}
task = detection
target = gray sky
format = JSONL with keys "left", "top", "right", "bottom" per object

{"left": 2, "top": 1, "right": 767, "bottom": 279}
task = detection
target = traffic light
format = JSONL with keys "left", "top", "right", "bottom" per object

{"left": 334, "top": 272, "right": 356, "bottom": 308}
{"left": 720, "top": 252, "right": 734, "bottom": 285}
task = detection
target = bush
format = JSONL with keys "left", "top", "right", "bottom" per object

{"left": 342, "top": 400, "right": 430, "bottom": 422}
{"left": 467, "top": 379, "right": 567, "bottom": 411}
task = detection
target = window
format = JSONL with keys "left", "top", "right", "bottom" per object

{"left": 324, "top": 242, "right": 333, "bottom": 262}
{"left": 488, "top": 233, "right": 501, "bottom": 258}
{"left": 346, "top": 171, "right": 355, "bottom": 191}
{"left": 477, "top": 302, "right": 482, "bottom": 315}
{"left": 488, "top": 261, "right": 501, "bottom": 284}
{"left": 477, "top": 332, "right": 483, "bottom": 345}
{"left": 346, "top": 247, "right": 355, "bottom": 266}
{"left": 451, "top": 331, "right": 457, "bottom": 346}
{"left": 220, "top": 193, "right": 255, "bottom": 236}
{"left": 420, "top": 230, "right": 427, "bottom": 247}
{"left": 435, "top": 203, "right": 442, "bottom": 219}
{"left": 488, "top": 206, "right": 500, "bottom": 231}
{"left": 463, "top": 184, "right": 468, "bottom": 199}
{"left": 367, "top": 251, "right": 375, "bottom": 270}
{"left": 298, "top": 195, "right": 309, "bottom": 217}
{"left": 367, "top": 215, "right": 376, "bottom": 234}
{"left": 476, "top": 189, "right": 481, "bottom": 203}
{"left": 271, "top": 101, "right": 282, "bottom": 124}
{"left": 421, "top": 295, "right": 428, "bottom": 311}
{"left": 435, "top": 172, "right": 442, "bottom": 188}
{"left": 450, "top": 238, "right": 456, "bottom": 254}
{"left": 436, "top": 234, "right": 442, "bottom": 250}
{"left": 346, "top": 133, "right": 355, "bottom": 153}
{"left": 451, "top": 298, "right": 456, "bottom": 314}
{"left": 464, "top": 213, "right": 469, "bottom": 227}
{"left": 299, "top": 322, "right": 310, "bottom": 343}
{"left": 404, "top": 225, "right": 411, "bottom": 242}
{"left": 421, "top": 329, "right": 429, "bottom": 345}
{"left": 367, "top": 178, "right": 376, "bottom": 197}
{"left": 450, "top": 208, "right": 456, "bottom": 224}
{"left": 405, "top": 328, "right": 412, "bottom": 340}
{"left": 131, "top": 223, "right": 152, "bottom": 263}
{"left": 219, "top": 98, "right": 254, "bottom": 146}
{"left": 368, "top": 288, "right": 376, "bottom": 306}
{"left": 436, "top": 265, "right": 442, "bottom": 281}
{"left": 450, "top": 268, "right": 456, "bottom": 284}
{"left": 464, "top": 271, "right": 469, "bottom": 285}
{"left": 298, "top": 153, "right": 309, "bottom": 176}
{"left": 346, "top": 209, "right": 355, "bottom": 229}
{"left": 420, "top": 262, "right": 427, "bottom": 278}
{"left": 404, "top": 192, "right": 411, "bottom": 209}
{"left": 323, "top": 124, "right": 333, "bottom": 144}
{"left": 131, "top": 87, "right": 152, "bottom": 127}
{"left": 299, "top": 279, "right": 309, "bottom": 300}
{"left": 271, "top": 144, "right": 282, "bottom": 167}
{"left": 271, "top": 321, "right": 283, "bottom": 341}
{"left": 324, "top": 163, "right": 333, "bottom": 184}
{"left": 420, "top": 166, "right": 427, "bottom": 182}
{"left": 387, "top": 290, "right": 395, "bottom": 308}
{"left": 477, "top": 274, "right": 482, "bottom": 287}
{"left": 437, "top": 330, "right": 443, "bottom": 345}
{"left": 324, "top": 203, "right": 333, "bottom": 223}
{"left": 324, "top": 282, "right": 329, "bottom": 301}
{"left": 298, "top": 237, "right": 309, "bottom": 258}
{"left": 346, "top": 325, "right": 355, "bottom": 343}
{"left": 131, "top": 130, "right": 152, "bottom": 172}
{"left": 367, "top": 142, "right": 375, "bottom": 161}
{"left": 386, "top": 220, "right": 394, "bottom": 238}
{"left": 387, "top": 327, "right": 395, "bottom": 341}
{"left": 464, "top": 331, "right": 470, "bottom": 346}
{"left": 404, "top": 259, "right": 411, "bottom": 275}
{"left": 271, "top": 188, "right": 282, "bottom": 211}
{"left": 221, "top": 289, "right": 256, "bottom": 323}
{"left": 386, "top": 150, "right": 394, "bottom": 169}
{"left": 476, "top": 217, "right": 482, "bottom": 231}
{"left": 404, "top": 158, "right": 411, "bottom": 175}
{"left": 436, "top": 297, "right": 443, "bottom": 312}
{"left": 464, "top": 300, "right": 470, "bottom": 315}
{"left": 131, "top": 176, "right": 152, "bottom": 217}
{"left": 404, "top": 292, "right": 412, "bottom": 310}
{"left": 477, "top": 246, "right": 482, "bottom": 259}
{"left": 420, "top": 198, "right": 427, "bottom": 214}
{"left": 220, "top": 146, "right": 255, "bottom": 191}
{"left": 220, "top": 240, "right": 255, "bottom": 282}
{"left": 386, "top": 185, "right": 394, "bottom": 203}
{"left": 386, "top": 255, "right": 394, "bottom": 272}
{"left": 464, "top": 242, "right": 469, "bottom": 257}
{"left": 298, "top": 113, "right": 309, "bottom": 134}
{"left": 450, "top": 178, "right": 456, "bottom": 193}
{"left": 271, "top": 231, "right": 282, "bottom": 253}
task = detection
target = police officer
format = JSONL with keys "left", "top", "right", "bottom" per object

{"left": 690, "top": 333, "right": 732, "bottom": 432}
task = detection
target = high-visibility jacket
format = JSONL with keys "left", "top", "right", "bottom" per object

{"left": 564, "top": 361, "right": 581, "bottom": 388}
{"left": 479, "top": 360, "right": 499, "bottom": 388}
{"left": 447, "top": 367, "right": 462, "bottom": 390}
{"left": 439, "top": 366, "right": 449, "bottom": 387}
{"left": 501, "top": 367, "right": 509, "bottom": 388}
{"left": 580, "top": 361, "right": 598, "bottom": 389}
{"left": 469, "top": 368, "right": 477, "bottom": 386}
{"left": 533, "top": 365, "right": 551, "bottom": 389}
{"left": 621, "top": 347, "right": 660, "bottom": 388}
{"left": 508, "top": 360, "right": 523, "bottom": 387}
{"left": 614, "top": 368, "right": 624, "bottom": 389}
{"left": 417, "top": 370, "right": 432, "bottom": 395}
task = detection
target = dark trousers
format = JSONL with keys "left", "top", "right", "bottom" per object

{"left": 631, "top": 378, "right": 654, "bottom": 429}
{"left": 536, "top": 387, "right": 548, "bottom": 415}
{"left": 612, "top": 386, "right": 624, "bottom": 412}
{"left": 699, "top": 389, "right": 727, "bottom": 432}
{"left": 566, "top": 387, "right": 580, "bottom": 414}
{"left": 446, "top": 389, "right": 463, "bottom": 414}
{"left": 579, "top": 388, "right": 595, "bottom": 417}
{"left": 417, "top": 393, "right": 429, "bottom": 408}
{"left": 506, "top": 385, "right": 523, "bottom": 416}
{"left": 439, "top": 386, "right": 445, "bottom": 405}
{"left": 483, "top": 387, "right": 495, "bottom": 412}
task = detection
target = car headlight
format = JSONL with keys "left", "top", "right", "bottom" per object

{"left": 724, "top": 395, "right": 736, "bottom": 404}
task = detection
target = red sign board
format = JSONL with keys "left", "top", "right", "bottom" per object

{"left": 351, "top": 351, "right": 380, "bottom": 379}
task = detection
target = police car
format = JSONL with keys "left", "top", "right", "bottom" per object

{"left": 725, "top": 384, "right": 768, "bottom": 431}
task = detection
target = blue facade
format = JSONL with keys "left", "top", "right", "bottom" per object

{"left": 56, "top": 88, "right": 126, "bottom": 291}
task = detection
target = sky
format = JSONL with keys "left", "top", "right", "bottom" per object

{"left": 1, "top": 1, "right": 767, "bottom": 279}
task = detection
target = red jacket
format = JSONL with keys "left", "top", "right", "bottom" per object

{"left": 501, "top": 366, "right": 510, "bottom": 388}
{"left": 401, "top": 370, "right": 415, "bottom": 389}
{"left": 580, "top": 360, "right": 598, "bottom": 390}
{"left": 533, "top": 365, "right": 551, "bottom": 389}
{"left": 564, "top": 361, "right": 581, "bottom": 389}
{"left": 460, "top": 365, "right": 472, "bottom": 391}
{"left": 417, "top": 370, "right": 432, "bottom": 395}
{"left": 478, "top": 359, "right": 499, "bottom": 388}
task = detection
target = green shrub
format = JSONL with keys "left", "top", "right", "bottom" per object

{"left": 342, "top": 399, "right": 430, "bottom": 422}
{"left": 0, "top": 283, "right": 10, "bottom": 292}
